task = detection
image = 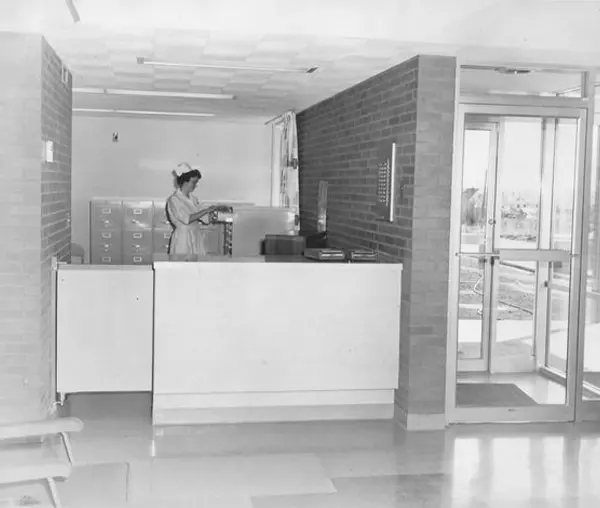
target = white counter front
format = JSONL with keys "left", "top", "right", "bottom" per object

{"left": 152, "top": 257, "right": 402, "bottom": 425}
{"left": 56, "top": 264, "right": 154, "bottom": 398}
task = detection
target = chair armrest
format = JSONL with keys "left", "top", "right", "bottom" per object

{"left": 0, "top": 418, "right": 83, "bottom": 442}
{"left": 0, "top": 461, "right": 72, "bottom": 485}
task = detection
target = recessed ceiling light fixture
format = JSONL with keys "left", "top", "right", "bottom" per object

{"left": 73, "top": 108, "right": 215, "bottom": 118}
{"left": 72, "top": 88, "right": 235, "bottom": 100}
{"left": 137, "top": 57, "right": 318, "bottom": 74}
{"left": 65, "top": 0, "right": 80, "bottom": 22}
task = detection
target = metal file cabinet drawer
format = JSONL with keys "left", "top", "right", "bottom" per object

{"left": 91, "top": 252, "right": 122, "bottom": 265}
{"left": 123, "top": 230, "right": 153, "bottom": 254}
{"left": 153, "top": 228, "right": 172, "bottom": 253}
{"left": 123, "top": 201, "right": 154, "bottom": 229}
{"left": 124, "top": 253, "right": 153, "bottom": 265}
{"left": 91, "top": 241, "right": 121, "bottom": 256}
{"left": 153, "top": 201, "right": 171, "bottom": 228}
{"left": 91, "top": 229, "right": 122, "bottom": 246}
{"left": 91, "top": 200, "right": 123, "bottom": 229}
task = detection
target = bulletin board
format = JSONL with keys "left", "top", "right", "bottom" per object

{"left": 375, "top": 141, "right": 397, "bottom": 222}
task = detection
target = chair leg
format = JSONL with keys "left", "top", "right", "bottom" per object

{"left": 46, "top": 478, "right": 62, "bottom": 508}
{"left": 59, "top": 432, "right": 74, "bottom": 465}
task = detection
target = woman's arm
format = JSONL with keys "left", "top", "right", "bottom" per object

{"left": 190, "top": 205, "right": 231, "bottom": 223}
{"left": 189, "top": 206, "right": 217, "bottom": 223}
{"left": 167, "top": 197, "right": 214, "bottom": 226}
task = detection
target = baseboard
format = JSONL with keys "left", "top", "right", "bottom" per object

{"left": 153, "top": 403, "right": 394, "bottom": 425}
{"left": 152, "top": 390, "right": 395, "bottom": 425}
{"left": 394, "top": 403, "right": 447, "bottom": 431}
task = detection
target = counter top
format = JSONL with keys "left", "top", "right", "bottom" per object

{"left": 59, "top": 264, "right": 153, "bottom": 272}
{"left": 154, "top": 253, "right": 323, "bottom": 264}
{"left": 152, "top": 253, "right": 400, "bottom": 265}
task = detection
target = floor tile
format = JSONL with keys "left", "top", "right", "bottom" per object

{"left": 127, "top": 454, "right": 335, "bottom": 503}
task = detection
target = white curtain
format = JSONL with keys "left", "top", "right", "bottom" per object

{"left": 275, "top": 111, "right": 300, "bottom": 230}
{"left": 271, "top": 111, "right": 300, "bottom": 231}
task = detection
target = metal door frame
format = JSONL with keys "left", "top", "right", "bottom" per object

{"left": 456, "top": 122, "right": 499, "bottom": 373}
{"left": 447, "top": 103, "right": 588, "bottom": 423}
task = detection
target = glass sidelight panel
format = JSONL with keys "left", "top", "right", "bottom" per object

{"left": 582, "top": 126, "right": 600, "bottom": 401}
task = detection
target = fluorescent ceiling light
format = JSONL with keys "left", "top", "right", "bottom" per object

{"left": 73, "top": 88, "right": 235, "bottom": 100}
{"left": 65, "top": 0, "right": 80, "bottom": 23}
{"left": 137, "top": 57, "right": 318, "bottom": 74}
{"left": 73, "top": 108, "right": 215, "bottom": 118}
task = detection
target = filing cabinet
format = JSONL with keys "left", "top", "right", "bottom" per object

{"left": 123, "top": 230, "right": 153, "bottom": 255}
{"left": 123, "top": 201, "right": 154, "bottom": 230}
{"left": 89, "top": 198, "right": 229, "bottom": 265}
{"left": 91, "top": 252, "right": 122, "bottom": 265}
{"left": 91, "top": 200, "right": 123, "bottom": 230}
{"left": 153, "top": 228, "right": 172, "bottom": 254}
{"left": 153, "top": 201, "right": 171, "bottom": 229}
{"left": 90, "top": 229, "right": 122, "bottom": 265}
{"left": 124, "top": 253, "right": 153, "bottom": 265}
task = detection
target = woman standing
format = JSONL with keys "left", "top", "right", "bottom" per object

{"left": 167, "top": 163, "right": 220, "bottom": 257}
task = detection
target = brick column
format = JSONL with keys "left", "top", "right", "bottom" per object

{"left": 396, "top": 56, "right": 456, "bottom": 429}
{"left": 0, "top": 32, "right": 72, "bottom": 423}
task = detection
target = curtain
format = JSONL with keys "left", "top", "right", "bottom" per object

{"left": 278, "top": 111, "right": 300, "bottom": 231}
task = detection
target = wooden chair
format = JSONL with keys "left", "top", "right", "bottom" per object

{"left": 0, "top": 417, "right": 84, "bottom": 508}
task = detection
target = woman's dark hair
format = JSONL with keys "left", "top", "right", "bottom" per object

{"left": 172, "top": 169, "right": 202, "bottom": 188}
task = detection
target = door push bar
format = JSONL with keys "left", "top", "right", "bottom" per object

{"left": 455, "top": 249, "right": 573, "bottom": 262}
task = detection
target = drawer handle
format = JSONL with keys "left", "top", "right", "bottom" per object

{"left": 133, "top": 256, "right": 143, "bottom": 263}
{"left": 133, "top": 209, "right": 143, "bottom": 215}
{"left": 101, "top": 233, "right": 112, "bottom": 239}
{"left": 101, "top": 256, "right": 111, "bottom": 262}
{"left": 101, "top": 208, "right": 111, "bottom": 214}
{"left": 133, "top": 233, "right": 143, "bottom": 239}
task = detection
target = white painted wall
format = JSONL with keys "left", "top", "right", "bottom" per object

{"left": 72, "top": 116, "right": 272, "bottom": 256}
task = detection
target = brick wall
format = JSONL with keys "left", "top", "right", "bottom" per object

{"left": 297, "top": 56, "right": 418, "bottom": 261}
{"left": 297, "top": 55, "right": 456, "bottom": 427}
{"left": 0, "top": 32, "right": 71, "bottom": 423}
{"left": 40, "top": 37, "right": 72, "bottom": 414}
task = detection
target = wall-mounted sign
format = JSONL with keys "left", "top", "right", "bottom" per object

{"left": 375, "top": 141, "right": 397, "bottom": 222}
{"left": 317, "top": 180, "right": 328, "bottom": 232}
{"left": 42, "top": 140, "right": 54, "bottom": 163}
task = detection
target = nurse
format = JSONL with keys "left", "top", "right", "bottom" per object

{"left": 166, "top": 163, "right": 221, "bottom": 257}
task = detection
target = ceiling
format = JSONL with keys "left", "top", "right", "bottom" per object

{"left": 2, "top": 0, "right": 600, "bottom": 121}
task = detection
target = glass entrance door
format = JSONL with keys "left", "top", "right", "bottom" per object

{"left": 448, "top": 104, "right": 586, "bottom": 422}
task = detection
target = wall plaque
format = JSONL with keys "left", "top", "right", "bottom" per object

{"left": 375, "top": 141, "right": 397, "bottom": 222}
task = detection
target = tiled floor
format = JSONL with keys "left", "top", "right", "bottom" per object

{"left": 1, "top": 393, "right": 600, "bottom": 507}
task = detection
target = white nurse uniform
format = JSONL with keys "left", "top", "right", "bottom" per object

{"left": 166, "top": 189, "right": 207, "bottom": 255}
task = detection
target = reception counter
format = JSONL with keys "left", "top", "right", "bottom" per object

{"left": 152, "top": 255, "right": 402, "bottom": 425}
